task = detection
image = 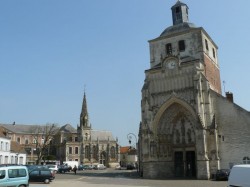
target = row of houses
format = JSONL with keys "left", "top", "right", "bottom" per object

{"left": 0, "top": 124, "right": 137, "bottom": 167}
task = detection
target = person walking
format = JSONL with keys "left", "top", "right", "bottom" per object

{"left": 73, "top": 165, "right": 77, "bottom": 175}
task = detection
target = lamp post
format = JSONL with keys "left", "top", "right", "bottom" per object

{"left": 127, "top": 133, "right": 137, "bottom": 148}
{"left": 127, "top": 133, "right": 139, "bottom": 173}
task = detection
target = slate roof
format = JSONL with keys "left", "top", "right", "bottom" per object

{"left": 90, "top": 130, "right": 116, "bottom": 141}
{"left": 0, "top": 123, "right": 116, "bottom": 142}
{"left": 160, "top": 22, "right": 196, "bottom": 37}
{"left": 0, "top": 123, "right": 59, "bottom": 134}
{"left": 171, "top": 0, "right": 188, "bottom": 9}
{"left": 59, "top": 124, "right": 77, "bottom": 133}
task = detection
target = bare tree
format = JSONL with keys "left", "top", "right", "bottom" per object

{"left": 29, "top": 123, "right": 58, "bottom": 164}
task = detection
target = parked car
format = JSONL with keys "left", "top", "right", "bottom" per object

{"left": 47, "top": 165, "right": 58, "bottom": 173}
{"left": 115, "top": 165, "right": 121, "bottom": 170}
{"left": 0, "top": 165, "right": 29, "bottom": 187}
{"left": 57, "top": 165, "right": 72, "bottom": 173}
{"left": 93, "top": 164, "right": 106, "bottom": 170}
{"left": 228, "top": 165, "right": 250, "bottom": 187}
{"left": 29, "top": 167, "right": 54, "bottom": 184}
{"left": 126, "top": 163, "right": 136, "bottom": 170}
{"left": 25, "top": 165, "right": 48, "bottom": 172}
{"left": 214, "top": 169, "right": 230, "bottom": 181}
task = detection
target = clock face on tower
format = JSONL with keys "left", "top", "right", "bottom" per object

{"left": 165, "top": 59, "right": 177, "bottom": 69}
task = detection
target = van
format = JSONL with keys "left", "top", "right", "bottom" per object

{"left": 0, "top": 165, "right": 29, "bottom": 187}
{"left": 228, "top": 164, "right": 250, "bottom": 187}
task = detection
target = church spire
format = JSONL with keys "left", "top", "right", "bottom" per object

{"left": 171, "top": 0, "right": 189, "bottom": 25}
{"left": 80, "top": 91, "right": 90, "bottom": 129}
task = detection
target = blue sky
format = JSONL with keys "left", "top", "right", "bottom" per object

{"left": 1, "top": 0, "right": 250, "bottom": 146}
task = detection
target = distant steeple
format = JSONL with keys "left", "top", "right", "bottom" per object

{"left": 171, "top": 0, "right": 189, "bottom": 25}
{"left": 80, "top": 92, "right": 90, "bottom": 129}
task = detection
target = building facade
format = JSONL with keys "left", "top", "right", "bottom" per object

{"left": 0, "top": 93, "right": 120, "bottom": 167}
{"left": 139, "top": 1, "right": 250, "bottom": 179}
{"left": 54, "top": 92, "right": 120, "bottom": 167}
{"left": 0, "top": 127, "right": 26, "bottom": 165}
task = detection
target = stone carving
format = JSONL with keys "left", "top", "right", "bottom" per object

{"left": 187, "top": 128, "right": 192, "bottom": 143}
{"left": 176, "top": 129, "right": 180, "bottom": 144}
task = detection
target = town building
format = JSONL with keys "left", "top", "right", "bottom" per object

{"left": 120, "top": 146, "right": 137, "bottom": 168}
{"left": 139, "top": 1, "right": 250, "bottom": 179}
{"left": 0, "top": 92, "right": 120, "bottom": 167}
{"left": 0, "top": 127, "right": 26, "bottom": 165}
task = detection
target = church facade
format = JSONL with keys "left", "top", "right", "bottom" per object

{"left": 55, "top": 92, "right": 120, "bottom": 167}
{"left": 138, "top": 1, "right": 250, "bottom": 179}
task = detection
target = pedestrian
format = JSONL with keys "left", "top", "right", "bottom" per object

{"left": 73, "top": 165, "right": 77, "bottom": 175}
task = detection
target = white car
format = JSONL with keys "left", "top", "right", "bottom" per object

{"left": 47, "top": 164, "right": 59, "bottom": 173}
{"left": 94, "top": 164, "right": 106, "bottom": 170}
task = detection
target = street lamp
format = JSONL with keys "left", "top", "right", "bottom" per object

{"left": 127, "top": 133, "right": 139, "bottom": 173}
{"left": 127, "top": 133, "right": 137, "bottom": 148}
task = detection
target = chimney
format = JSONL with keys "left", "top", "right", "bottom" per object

{"left": 226, "top": 92, "right": 234, "bottom": 103}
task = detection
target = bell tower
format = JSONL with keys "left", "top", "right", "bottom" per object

{"left": 78, "top": 92, "right": 91, "bottom": 142}
{"left": 171, "top": 0, "right": 189, "bottom": 25}
{"left": 139, "top": 0, "right": 222, "bottom": 180}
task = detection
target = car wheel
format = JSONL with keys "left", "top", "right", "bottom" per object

{"left": 18, "top": 185, "right": 26, "bottom": 187}
{"left": 44, "top": 179, "right": 50, "bottom": 184}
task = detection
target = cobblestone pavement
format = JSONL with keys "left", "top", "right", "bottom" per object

{"left": 30, "top": 169, "right": 228, "bottom": 187}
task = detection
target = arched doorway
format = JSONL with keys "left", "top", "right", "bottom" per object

{"left": 100, "top": 151, "right": 107, "bottom": 166}
{"left": 157, "top": 102, "right": 197, "bottom": 178}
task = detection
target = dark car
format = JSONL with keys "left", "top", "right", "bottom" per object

{"left": 126, "top": 163, "right": 136, "bottom": 170}
{"left": 215, "top": 169, "right": 230, "bottom": 181}
{"left": 57, "top": 165, "right": 72, "bottom": 173}
{"left": 25, "top": 165, "right": 48, "bottom": 172}
{"left": 29, "top": 168, "right": 54, "bottom": 184}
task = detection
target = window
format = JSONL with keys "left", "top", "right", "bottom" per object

{"left": 8, "top": 169, "right": 27, "bottom": 178}
{"left": 213, "top": 48, "right": 216, "bottom": 58}
{"left": 0, "top": 170, "right": 5, "bottom": 179}
{"left": 205, "top": 39, "right": 209, "bottom": 51}
{"left": 178, "top": 40, "right": 185, "bottom": 51}
{"left": 25, "top": 139, "right": 28, "bottom": 144}
{"left": 93, "top": 146, "right": 98, "bottom": 160}
{"left": 74, "top": 137, "right": 78, "bottom": 142}
{"left": 85, "top": 146, "right": 90, "bottom": 159}
{"left": 6, "top": 142, "right": 9, "bottom": 151}
{"left": 75, "top": 147, "right": 79, "bottom": 154}
{"left": 69, "top": 136, "right": 73, "bottom": 142}
{"left": 166, "top": 43, "right": 172, "bottom": 55}
{"left": 176, "top": 7, "right": 180, "bottom": 13}
{"left": 110, "top": 146, "right": 115, "bottom": 159}
{"left": 17, "top": 137, "right": 21, "bottom": 144}
{"left": 33, "top": 139, "right": 37, "bottom": 144}
{"left": 69, "top": 147, "right": 72, "bottom": 154}
{"left": 243, "top": 157, "right": 250, "bottom": 164}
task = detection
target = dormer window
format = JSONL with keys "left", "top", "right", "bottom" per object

{"left": 178, "top": 40, "right": 185, "bottom": 52}
{"left": 166, "top": 43, "right": 172, "bottom": 55}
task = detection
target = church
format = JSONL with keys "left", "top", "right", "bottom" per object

{"left": 55, "top": 92, "right": 120, "bottom": 167}
{"left": 138, "top": 1, "right": 250, "bottom": 179}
